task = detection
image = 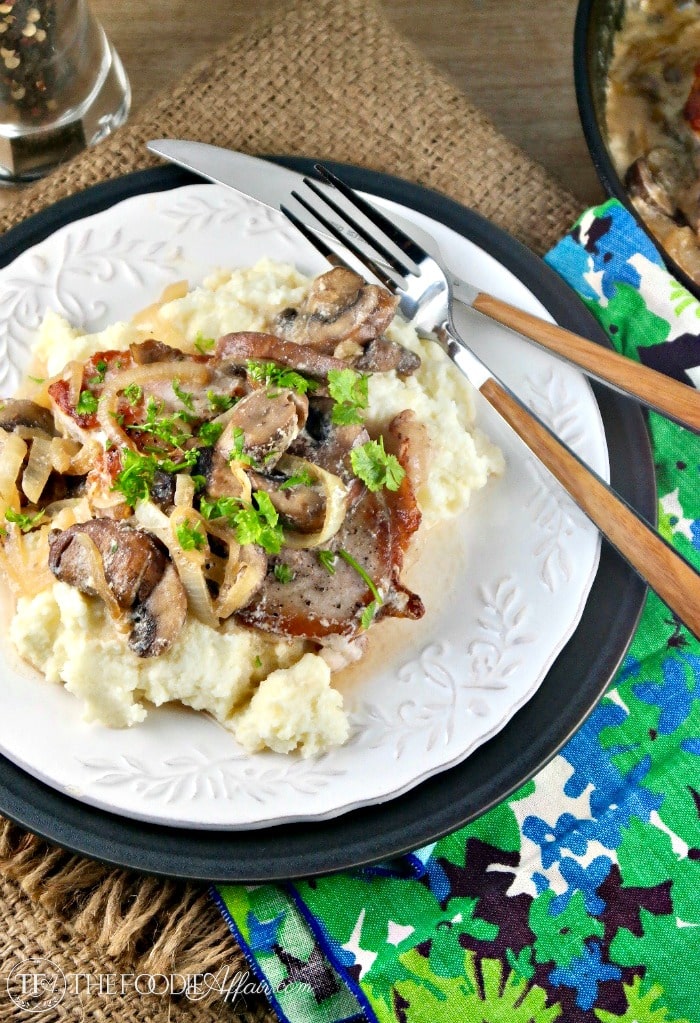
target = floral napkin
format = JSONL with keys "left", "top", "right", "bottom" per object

{"left": 212, "top": 199, "right": 700, "bottom": 1023}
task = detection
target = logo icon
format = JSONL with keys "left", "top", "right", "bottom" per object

{"left": 6, "top": 958, "right": 66, "bottom": 1012}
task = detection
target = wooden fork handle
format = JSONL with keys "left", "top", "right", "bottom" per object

{"left": 480, "top": 377, "right": 700, "bottom": 639}
{"left": 473, "top": 292, "right": 700, "bottom": 432}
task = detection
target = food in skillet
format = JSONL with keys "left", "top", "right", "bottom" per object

{"left": 0, "top": 260, "right": 503, "bottom": 756}
{"left": 606, "top": 0, "right": 700, "bottom": 282}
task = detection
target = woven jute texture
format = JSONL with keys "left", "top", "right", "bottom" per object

{"left": 0, "top": 0, "right": 583, "bottom": 1019}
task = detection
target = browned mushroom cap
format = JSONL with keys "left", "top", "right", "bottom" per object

{"left": 129, "top": 339, "right": 187, "bottom": 365}
{"left": 248, "top": 468, "right": 326, "bottom": 533}
{"left": 48, "top": 519, "right": 186, "bottom": 658}
{"left": 216, "top": 387, "right": 308, "bottom": 469}
{"left": 276, "top": 268, "right": 398, "bottom": 354}
{"left": 355, "top": 337, "right": 421, "bottom": 379}
{"left": 0, "top": 399, "right": 56, "bottom": 436}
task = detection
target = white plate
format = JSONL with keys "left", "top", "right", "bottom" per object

{"left": 0, "top": 182, "right": 607, "bottom": 829}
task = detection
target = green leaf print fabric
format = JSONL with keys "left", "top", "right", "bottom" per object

{"left": 213, "top": 199, "right": 700, "bottom": 1023}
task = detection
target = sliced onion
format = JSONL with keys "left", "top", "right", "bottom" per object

{"left": 68, "top": 439, "right": 102, "bottom": 475}
{"left": 97, "top": 361, "right": 211, "bottom": 450}
{"left": 166, "top": 506, "right": 218, "bottom": 628}
{"left": 277, "top": 454, "right": 349, "bottom": 549}
{"left": 0, "top": 431, "right": 27, "bottom": 509}
{"left": 21, "top": 435, "right": 53, "bottom": 504}
{"left": 215, "top": 544, "right": 266, "bottom": 620}
{"left": 49, "top": 437, "right": 82, "bottom": 473}
{"left": 64, "top": 360, "right": 84, "bottom": 407}
{"left": 70, "top": 531, "right": 127, "bottom": 630}
{"left": 44, "top": 497, "right": 93, "bottom": 531}
{"left": 174, "top": 473, "right": 196, "bottom": 508}
{"left": 0, "top": 524, "right": 53, "bottom": 597}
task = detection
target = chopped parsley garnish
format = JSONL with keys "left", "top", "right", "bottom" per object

{"left": 175, "top": 520, "right": 207, "bottom": 551}
{"left": 200, "top": 492, "right": 284, "bottom": 555}
{"left": 360, "top": 600, "right": 380, "bottom": 630}
{"left": 327, "top": 368, "right": 369, "bottom": 425}
{"left": 197, "top": 421, "right": 224, "bottom": 447}
{"left": 234, "top": 492, "right": 284, "bottom": 554}
{"left": 191, "top": 474, "right": 207, "bottom": 492}
{"left": 280, "top": 469, "right": 315, "bottom": 490}
{"left": 274, "top": 563, "right": 295, "bottom": 583}
{"left": 318, "top": 549, "right": 337, "bottom": 574}
{"left": 4, "top": 508, "right": 45, "bottom": 532}
{"left": 87, "top": 360, "right": 108, "bottom": 386}
{"left": 127, "top": 397, "right": 191, "bottom": 450}
{"left": 172, "top": 379, "right": 195, "bottom": 412}
{"left": 350, "top": 436, "right": 405, "bottom": 492}
{"left": 246, "top": 360, "right": 318, "bottom": 396}
{"left": 159, "top": 449, "right": 199, "bottom": 473}
{"left": 27, "top": 374, "right": 46, "bottom": 385}
{"left": 337, "top": 548, "right": 383, "bottom": 604}
{"left": 254, "top": 655, "right": 263, "bottom": 669}
{"left": 228, "top": 426, "right": 254, "bottom": 467}
{"left": 207, "top": 390, "right": 236, "bottom": 414}
{"left": 112, "top": 449, "right": 158, "bottom": 505}
{"left": 200, "top": 495, "right": 240, "bottom": 524}
{"left": 122, "top": 382, "right": 143, "bottom": 406}
{"left": 194, "top": 333, "right": 216, "bottom": 355}
{"left": 75, "top": 389, "right": 98, "bottom": 416}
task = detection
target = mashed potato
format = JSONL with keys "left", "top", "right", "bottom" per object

{"left": 11, "top": 259, "right": 503, "bottom": 756}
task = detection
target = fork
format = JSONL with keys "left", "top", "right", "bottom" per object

{"left": 281, "top": 164, "right": 700, "bottom": 640}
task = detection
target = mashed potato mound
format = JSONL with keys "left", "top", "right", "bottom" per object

{"left": 12, "top": 258, "right": 503, "bottom": 756}
{"left": 234, "top": 653, "right": 349, "bottom": 758}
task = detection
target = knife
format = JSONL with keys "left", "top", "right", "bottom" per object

{"left": 147, "top": 140, "right": 700, "bottom": 430}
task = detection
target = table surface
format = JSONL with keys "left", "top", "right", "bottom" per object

{"left": 0, "top": 0, "right": 607, "bottom": 211}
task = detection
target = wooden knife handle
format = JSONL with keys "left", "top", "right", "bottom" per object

{"left": 480, "top": 376, "right": 700, "bottom": 639}
{"left": 473, "top": 292, "right": 700, "bottom": 432}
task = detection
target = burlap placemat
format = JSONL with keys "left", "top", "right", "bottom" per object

{"left": 0, "top": 0, "right": 585, "bottom": 1019}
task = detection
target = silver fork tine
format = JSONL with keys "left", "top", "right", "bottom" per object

{"left": 280, "top": 204, "right": 353, "bottom": 270}
{"left": 302, "top": 175, "right": 412, "bottom": 278}
{"left": 288, "top": 189, "right": 401, "bottom": 292}
{"left": 314, "top": 164, "right": 426, "bottom": 271}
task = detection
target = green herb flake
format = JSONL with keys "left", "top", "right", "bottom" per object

{"left": 191, "top": 474, "right": 207, "bottom": 493}
{"left": 207, "top": 390, "right": 236, "bottom": 414}
{"left": 338, "top": 547, "right": 382, "bottom": 603}
{"left": 172, "top": 379, "right": 195, "bottom": 412}
{"left": 280, "top": 469, "right": 315, "bottom": 490}
{"left": 75, "top": 390, "right": 99, "bottom": 416}
{"left": 122, "top": 382, "right": 143, "bottom": 406}
{"left": 200, "top": 495, "right": 240, "bottom": 526}
{"left": 327, "top": 368, "right": 369, "bottom": 425}
{"left": 246, "top": 360, "right": 318, "bottom": 396}
{"left": 87, "top": 360, "right": 108, "bottom": 386}
{"left": 175, "top": 520, "right": 207, "bottom": 552}
{"left": 127, "top": 397, "right": 191, "bottom": 450}
{"left": 234, "top": 491, "right": 284, "bottom": 555}
{"left": 160, "top": 449, "right": 199, "bottom": 473}
{"left": 274, "top": 562, "right": 295, "bottom": 584}
{"left": 228, "top": 426, "right": 254, "bottom": 467}
{"left": 197, "top": 421, "right": 224, "bottom": 447}
{"left": 27, "top": 375, "right": 46, "bottom": 385}
{"left": 5, "top": 508, "right": 45, "bottom": 532}
{"left": 194, "top": 333, "right": 216, "bottom": 356}
{"left": 318, "top": 549, "right": 337, "bottom": 574}
{"left": 254, "top": 655, "right": 263, "bottom": 669}
{"left": 112, "top": 448, "right": 158, "bottom": 505}
{"left": 350, "top": 436, "right": 405, "bottom": 493}
{"left": 360, "top": 600, "right": 380, "bottom": 630}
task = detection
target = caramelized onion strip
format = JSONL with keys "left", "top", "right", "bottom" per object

{"left": 278, "top": 454, "right": 349, "bottom": 549}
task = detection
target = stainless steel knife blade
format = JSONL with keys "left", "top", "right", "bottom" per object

{"left": 146, "top": 140, "right": 477, "bottom": 305}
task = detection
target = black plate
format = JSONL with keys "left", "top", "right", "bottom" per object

{"left": 0, "top": 161, "right": 655, "bottom": 882}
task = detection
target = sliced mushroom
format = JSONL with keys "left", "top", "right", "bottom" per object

{"left": 0, "top": 399, "right": 56, "bottom": 436}
{"left": 129, "top": 339, "right": 187, "bottom": 365}
{"left": 248, "top": 468, "right": 326, "bottom": 533}
{"left": 216, "top": 387, "right": 308, "bottom": 469}
{"left": 276, "top": 268, "right": 398, "bottom": 354}
{"left": 215, "top": 331, "right": 347, "bottom": 380}
{"left": 354, "top": 337, "right": 421, "bottom": 378}
{"left": 48, "top": 518, "right": 186, "bottom": 657}
{"left": 289, "top": 396, "right": 368, "bottom": 492}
